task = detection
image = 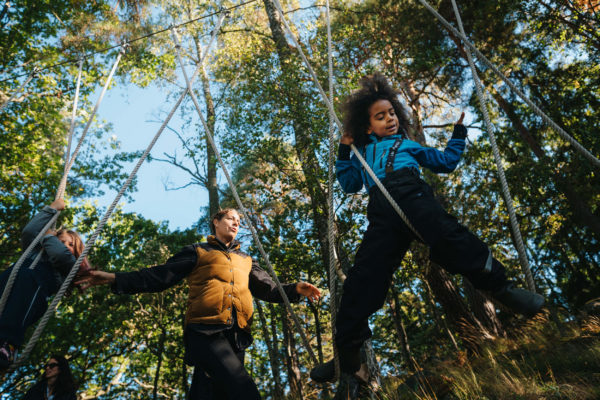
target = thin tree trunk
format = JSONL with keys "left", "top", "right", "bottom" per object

{"left": 191, "top": 33, "right": 219, "bottom": 217}
{"left": 389, "top": 284, "right": 417, "bottom": 371}
{"left": 281, "top": 309, "right": 304, "bottom": 399}
{"left": 153, "top": 328, "right": 166, "bottom": 400}
{"left": 422, "top": 277, "right": 460, "bottom": 352}
{"left": 256, "top": 301, "right": 284, "bottom": 400}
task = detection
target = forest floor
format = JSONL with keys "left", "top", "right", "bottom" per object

{"left": 384, "top": 311, "right": 600, "bottom": 400}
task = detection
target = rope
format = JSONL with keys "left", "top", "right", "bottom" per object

{"left": 171, "top": 24, "right": 320, "bottom": 366}
{"left": 270, "top": 0, "right": 424, "bottom": 243}
{"left": 56, "top": 48, "right": 125, "bottom": 200}
{"left": 10, "top": 41, "right": 214, "bottom": 369}
{"left": 416, "top": 0, "right": 600, "bottom": 169}
{"left": 325, "top": 0, "right": 340, "bottom": 380}
{"left": 0, "top": 0, "right": 260, "bottom": 85}
{"left": 450, "top": 0, "right": 536, "bottom": 292}
{"left": 0, "top": 68, "right": 37, "bottom": 112}
{"left": 63, "top": 60, "right": 84, "bottom": 169}
{"left": 0, "top": 49, "right": 124, "bottom": 319}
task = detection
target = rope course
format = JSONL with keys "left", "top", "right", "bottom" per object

{"left": 10, "top": 14, "right": 225, "bottom": 368}
{"left": 449, "top": 0, "right": 536, "bottom": 292}
{"left": 416, "top": 0, "right": 600, "bottom": 169}
{"left": 171, "top": 24, "right": 320, "bottom": 366}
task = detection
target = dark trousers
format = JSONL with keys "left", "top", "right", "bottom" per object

{"left": 0, "top": 262, "right": 56, "bottom": 347}
{"left": 335, "top": 169, "right": 507, "bottom": 350}
{"left": 186, "top": 328, "right": 260, "bottom": 400}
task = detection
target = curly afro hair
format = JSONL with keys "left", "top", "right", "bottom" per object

{"left": 342, "top": 73, "right": 410, "bottom": 147}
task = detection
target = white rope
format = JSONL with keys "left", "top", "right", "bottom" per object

{"left": 0, "top": 50, "right": 124, "bottom": 319}
{"left": 11, "top": 32, "right": 219, "bottom": 366}
{"left": 171, "top": 23, "right": 320, "bottom": 366}
{"left": 450, "top": 0, "right": 536, "bottom": 292}
{"left": 417, "top": 0, "right": 600, "bottom": 169}
{"left": 325, "top": 0, "right": 341, "bottom": 380}
{"left": 63, "top": 60, "right": 84, "bottom": 169}
{"left": 270, "top": 0, "right": 424, "bottom": 243}
{"left": 56, "top": 49, "right": 125, "bottom": 200}
{"left": 0, "top": 68, "right": 38, "bottom": 113}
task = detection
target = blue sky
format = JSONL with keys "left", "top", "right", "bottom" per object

{"left": 91, "top": 80, "right": 209, "bottom": 231}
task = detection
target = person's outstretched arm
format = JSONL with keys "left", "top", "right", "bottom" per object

{"left": 77, "top": 245, "right": 197, "bottom": 294}
{"left": 249, "top": 260, "right": 320, "bottom": 303}
{"left": 410, "top": 113, "right": 467, "bottom": 174}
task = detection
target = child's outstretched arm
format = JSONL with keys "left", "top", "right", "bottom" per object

{"left": 336, "top": 133, "right": 364, "bottom": 193}
{"left": 410, "top": 113, "right": 467, "bottom": 173}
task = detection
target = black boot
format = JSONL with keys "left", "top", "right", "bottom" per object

{"left": 492, "top": 282, "right": 544, "bottom": 318}
{"left": 310, "top": 347, "right": 361, "bottom": 383}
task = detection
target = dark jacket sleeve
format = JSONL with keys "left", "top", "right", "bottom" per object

{"left": 42, "top": 235, "right": 77, "bottom": 276}
{"left": 21, "top": 205, "right": 56, "bottom": 248}
{"left": 112, "top": 245, "right": 197, "bottom": 294}
{"left": 336, "top": 144, "right": 364, "bottom": 194}
{"left": 249, "top": 259, "right": 301, "bottom": 303}
{"left": 21, "top": 206, "right": 76, "bottom": 276}
{"left": 408, "top": 125, "right": 467, "bottom": 173}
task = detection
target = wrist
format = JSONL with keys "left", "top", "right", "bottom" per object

{"left": 451, "top": 124, "right": 467, "bottom": 140}
{"left": 338, "top": 143, "right": 351, "bottom": 160}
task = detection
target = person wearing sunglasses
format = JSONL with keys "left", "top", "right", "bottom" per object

{"left": 23, "top": 355, "right": 77, "bottom": 400}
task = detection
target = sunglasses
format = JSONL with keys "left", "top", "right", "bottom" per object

{"left": 45, "top": 362, "right": 59, "bottom": 369}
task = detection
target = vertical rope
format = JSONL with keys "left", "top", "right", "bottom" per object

{"left": 270, "top": 0, "right": 424, "bottom": 242}
{"left": 416, "top": 0, "right": 600, "bottom": 169}
{"left": 449, "top": 0, "right": 535, "bottom": 292}
{"left": 0, "top": 68, "right": 37, "bottom": 113}
{"left": 171, "top": 25, "right": 319, "bottom": 366}
{"left": 325, "top": 0, "right": 340, "bottom": 381}
{"left": 63, "top": 60, "right": 84, "bottom": 170}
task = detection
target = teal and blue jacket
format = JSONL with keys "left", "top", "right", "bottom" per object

{"left": 336, "top": 125, "right": 467, "bottom": 193}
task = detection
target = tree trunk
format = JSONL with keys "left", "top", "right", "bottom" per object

{"left": 191, "top": 33, "right": 220, "bottom": 218}
{"left": 463, "top": 279, "right": 504, "bottom": 337}
{"left": 389, "top": 284, "right": 417, "bottom": 371}
{"left": 262, "top": 0, "right": 334, "bottom": 276}
{"left": 153, "top": 328, "right": 166, "bottom": 400}
{"left": 256, "top": 301, "right": 285, "bottom": 400}
{"left": 423, "top": 260, "right": 494, "bottom": 351}
{"left": 281, "top": 309, "right": 304, "bottom": 399}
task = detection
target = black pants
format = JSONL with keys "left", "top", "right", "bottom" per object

{"left": 335, "top": 169, "right": 507, "bottom": 350}
{"left": 0, "top": 261, "right": 57, "bottom": 347}
{"left": 186, "top": 328, "right": 260, "bottom": 400}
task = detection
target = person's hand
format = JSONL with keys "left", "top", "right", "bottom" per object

{"left": 45, "top": 229, "right": 57, "bottom": 236}
{"left": 456, "top": 112, "right": 465, "bottom": 126}
{"left": 49, "top": 198, "right": 65, "bottom": 211}
{"left": 296, "top": 282, "right": 321, "bottom": 302}
{"left": 340, "top": 132, "right": 354, "bottom": 145}
{"left": 75, "top": 270, "right": 116, "bottom": 290}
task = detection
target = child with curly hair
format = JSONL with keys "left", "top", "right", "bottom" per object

{"left": 310, "top": 73, "right": 544, "bottom": 382}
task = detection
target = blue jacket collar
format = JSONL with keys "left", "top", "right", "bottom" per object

{"left": 368, "top": 133, "right": 404, "bottom": 143}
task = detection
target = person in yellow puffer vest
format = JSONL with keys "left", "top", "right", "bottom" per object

{"left": 78, "top": 208, "right": 320, "bottom": 400}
